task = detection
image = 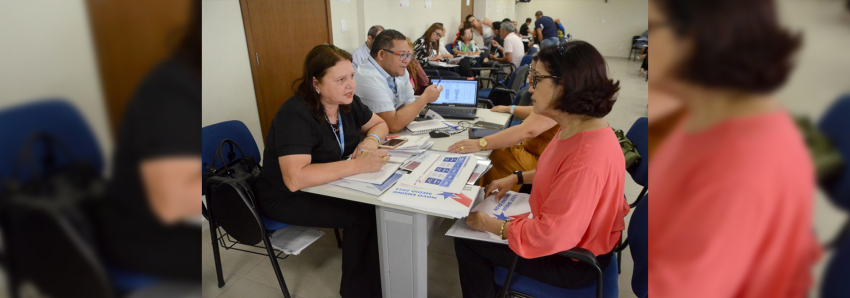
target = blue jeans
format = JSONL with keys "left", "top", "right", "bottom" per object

{"left": 541, "top": 37, "right": 560, "bottom": 49}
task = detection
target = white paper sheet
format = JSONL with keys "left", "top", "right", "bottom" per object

{"left": 328, "top": 171, "right": 404, "bottom": 196}
{"left": 343, "top": 163, "right": 398, "bottom": 184}
{"left": 269, "top": 226, "right": 325, "bottom": 255}
{"left": 446, "top": 191, "right": 533, "bottom": 243}
{"left": 424, "top": 0, "right": 432, "bottom": 8}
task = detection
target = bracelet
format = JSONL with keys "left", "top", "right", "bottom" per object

{"left": 500, "top": 219, "right": 511, "bottom": 240}
{"left": 510, "top": 105, "right": 516, "bottom": 115}
{"left": 366, "top": 134, "right": 381, "bottom": 146}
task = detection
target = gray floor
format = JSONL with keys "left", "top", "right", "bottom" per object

{"left": 200, "top": 56, "right": 648, "bottom": 298}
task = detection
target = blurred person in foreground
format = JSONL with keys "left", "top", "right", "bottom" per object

{"left": 94, "top": 0, "right": 201, "bottom": 289}
{"left": 648, "top": 0, "right": 821, "bottom": 297}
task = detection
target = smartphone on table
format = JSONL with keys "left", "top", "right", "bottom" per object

{"left": 379, "top": 138, "right": 408, "bottom": 149}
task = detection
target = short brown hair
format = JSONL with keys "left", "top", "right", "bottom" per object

{"left": 292, "top": 44, "right": 352, "bottom": 122}
{"left": 537, "top": 41, "right": 619, "bottom": 118}
{"left": 654, "top": 0, "right": 800, "bottom": 93}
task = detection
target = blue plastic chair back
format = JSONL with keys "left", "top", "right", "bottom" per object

{"left": 520, "top": 55, "right": 533, "bottom": 67}
{"left": 626, "top": 117, "right": 648, "bottom": 187}
{"left": 527, "top": 46, "right": 538, "bottom": 56}
{"left": 0, "top": 100, "right": 103, "bottom": 192}
{"left": 494, "top": 253, "right": 619, "bottom": 297}
{"left": 818, "top": 95, "right": 850, "bottom": 209}
{"left": 202, "top": 120, "right": 261, "bottom": 193}
{"left": 629, "top": 195, "right": 648, "bottom": 298}
{"left": 446, "top": 44, "right": 453, "bottom": 54}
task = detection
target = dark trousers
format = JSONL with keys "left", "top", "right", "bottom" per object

{"left": 260, "top": 192, "right": 382, "bottom": 298}
{"left": 454, "top": 238, "right": 613, "bottom": 297}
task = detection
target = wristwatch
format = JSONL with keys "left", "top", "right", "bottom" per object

{"left": 478, "top": 137, "right": 488, "bottom": 150}
{"left": 513, "top": 170, "right": 524, "bottom": 184}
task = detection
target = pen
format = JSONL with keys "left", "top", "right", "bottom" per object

{"left": 442, "top": 121, "right": 459, "bottom": 130}
{"left": 436, "top": 77, "right": 442, "bottom": 87}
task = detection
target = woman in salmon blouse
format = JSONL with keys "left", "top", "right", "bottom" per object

{"left": 456, "top": 40, "right": 629, "bottom": 296}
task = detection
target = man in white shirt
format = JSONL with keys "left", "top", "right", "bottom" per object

{"left": 488, "top": 21, "right": 525, "bottom": 69}
{"left": 354, "top": 29, "right": 443, "bottom": 133}
{"left": 351, "top": 25, "right": 384, "bottom": 70}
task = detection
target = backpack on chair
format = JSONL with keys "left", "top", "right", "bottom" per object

{"left": 204, "top": 139, "right": 265, "bottom": 245}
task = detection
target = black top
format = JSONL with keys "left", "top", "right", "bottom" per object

{"left": 535, "top": 16, "right": 559, "bottom": 39}
{"left": 520, "top": 23, "right": 530, "bottom": 36}
{"left": 256, "top": 95, "right": 374, "bottom": 201}
{"left": 96, "top": 56, "right": 200, "bottom": 280}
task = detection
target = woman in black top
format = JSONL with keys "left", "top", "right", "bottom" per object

{"left": 255, "top": 44, "right": 389, "bottom": 297}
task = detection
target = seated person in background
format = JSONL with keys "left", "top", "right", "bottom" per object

{"left": 489, "top": 21, "right": 525, "bottom": 69}
{"left": 434, "top": 22, "right": 452, "bottom": 58}
{"left": 406, "top": 38, "right": 430, "bottom": 95}
{"left": 355, "top": 29, "right": 443, "bottom": 133}
{"left": 453, "top": 26, "right": 482, "bottom": 65}
{"left": 351, "top": 25, "right": 384, "bottom": 69}
{"left": 254, "top": 44, "right": 390, "bottom": 297}
{"left": 448, "top": 56, "right": 559, "bottom": 192}
{"left": 414, "top": 23, "right": 453, "bottom": 66}
{"left": 456, "top": 41, "right": 627, "bottom": 297}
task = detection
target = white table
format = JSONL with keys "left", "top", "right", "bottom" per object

{"left": 301, "top": 108, "right": 511, "bottom": 298}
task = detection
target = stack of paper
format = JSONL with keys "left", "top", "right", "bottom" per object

{"left": 445, "top": 191, "right": 533, "bottom": 244}
{"left": 405, "top": 119, "right": 452, "bottom": 134}
{"left": 328, "top": 170, "right": 404, "bottom": 196}
{"left": 385, "top": 136, "right": 433, "bottom": 164}
{"left": 379, "top": 184, "right": 481, "bottom": 218}
{"left": 269, "top": 225, "right": 325, "bottom": 255}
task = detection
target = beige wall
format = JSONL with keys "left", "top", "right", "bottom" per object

{"left": 331, "top": 0, "right": 462, "bottom": 54}
{"left": 515, "top": 0, "right": 648, "bottom": 58}
{"left": 201, "top": 0, "right": 265, "bottom": 152}
{"left": 0, "top": 0, "right": 113, "bottom": 167}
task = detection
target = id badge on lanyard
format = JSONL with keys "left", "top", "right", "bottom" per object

{"left": 325, "top": 110, "right": 344, "bottom": 158}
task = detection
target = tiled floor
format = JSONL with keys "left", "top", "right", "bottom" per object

{"left": 201, "top": 56, "right": 647, "bottom": 298}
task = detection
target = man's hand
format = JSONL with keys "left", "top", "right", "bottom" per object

{"left": 421, "top": 84, "right": 444, "bottom": 103}
{"left": 490, "top": 39, "right": 499, "bottom": 47}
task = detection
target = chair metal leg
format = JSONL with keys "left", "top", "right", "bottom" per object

{"left": 630, "top": 186, "right": 648, "bottom": 208}
{"left": 617, "top": 235, "right": 622, "bottom": 274}
{"left": 334, "top": 228, "right": 342, "bottom": 249}
{"left": 594, "top": 264, "right": 604, "bottom": 298}
{"left": 264, "top": 235, "right": 292, "bottom": 298}
{"left": 208, "top": 218, "right": 225, "bottom": 288}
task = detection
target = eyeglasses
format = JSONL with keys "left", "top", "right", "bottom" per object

{"left": 382, "top": 49, "right": 413, "bottom": 63}
{"left": 531, "top": 74, "right": 562, "bottom": 89}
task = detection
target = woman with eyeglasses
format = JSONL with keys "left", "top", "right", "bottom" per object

{"left": 455, "top": 41, "right": 629, "bottom": 297}
{"left": 413, "top": 23, "right": 453, "bottom": 66}
{"left": 255, "top": 44, "right": 389, "bottom": 297}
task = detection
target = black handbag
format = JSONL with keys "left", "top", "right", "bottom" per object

{"left": 0, "top": 132, "right": 110, "bottom": 298}
{"left": 204, "top": 139, "right": 265, "bottom": 245}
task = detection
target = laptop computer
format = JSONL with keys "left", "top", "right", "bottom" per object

{"left": 425, "top": 77, "right": 478, "bottom": 120}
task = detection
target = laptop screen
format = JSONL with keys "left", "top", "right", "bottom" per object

{"left": 430, "top": 79, "right": 478, "bottom": 106}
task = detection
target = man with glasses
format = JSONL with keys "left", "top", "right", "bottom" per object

{"left": 355, "top": 29, "right": 444, "bottom": 133}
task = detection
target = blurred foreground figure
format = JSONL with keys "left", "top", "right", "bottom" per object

{"left": 0, "top": 1, "right": 200, "bottom": 297}
{"left": 647, "top": 0, "right": 821, "bottom": 297}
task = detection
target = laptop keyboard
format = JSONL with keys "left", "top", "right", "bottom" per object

{"left": 430, "top": 106, "right": 477, "bottom": 117}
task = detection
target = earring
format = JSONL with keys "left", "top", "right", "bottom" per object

{"left": 316, "top": 89, "right": 320, "bottom": 94}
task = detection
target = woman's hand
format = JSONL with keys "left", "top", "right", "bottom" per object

{"left": 484, "top": 174, "right": 518, "bottom": 201}
{"left": 354, "top": 149, "right": 388, "bottom": 173}
{"left": 351, "top": 138, "right": 380, "bottom": 159}
{"left": 490, "top": 105, "right": 510, "bottom": 113}
{"left": 466, "top": 211, "right": 498, "bottom": 233}
{"left": 447, "top": 139, "right": 482, "bottom": 154}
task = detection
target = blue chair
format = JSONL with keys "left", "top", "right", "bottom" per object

{"left": 0, "top": 100, "right": 103, "bottom": 191}
{"left": 626, "top": 117, "right": 649, "bottom": 206}
{"left": 520, "top": 54, "right": 533, "bottom": 67}
{"left": 446, "top": 43, "right": 453, "bottom": 54}
{"left": 629, "top": 36, "right": 641, "bottom": 61}
{"left": 494, "top": 250, "right": 619, "bottom": 298}
{"left": 202, "top": 120, "right": 340, "bottom": 297}
{"left": 527, "top": 45, "right": 539, "bottom": 56}
{"left": 628, "top": 195, "right": 648, "bottom": 298}
{"left": 0, "top": 100, "right": 160, "bottom": 296}
{"left": 818, "top": 95, "right": 850, "bottom": 209}
{"left": 819, "top": 95, "right": 850, "bottom": 298}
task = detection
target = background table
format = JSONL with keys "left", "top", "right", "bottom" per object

{"left": 302, "top": 108, "right": 511, "bottom": 298}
